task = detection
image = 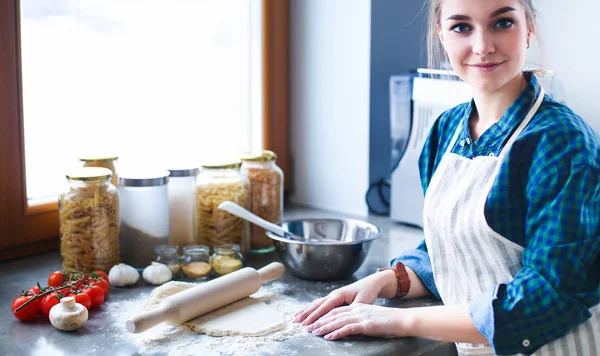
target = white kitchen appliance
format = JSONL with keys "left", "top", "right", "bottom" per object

{"left": 390, "top": 70, "right": 472, "bottom": 227}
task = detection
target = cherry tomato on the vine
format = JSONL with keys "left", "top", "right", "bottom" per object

{"left": 11, "top": 292, "right": 40, "bottom": 321}
{"left": 94, "top": 279, "right": 110, "bottom": 297}
{"left": 28, "top": 285, "right": 42, "bottom": 295}
{"left": 95, "top": 270, "right": 109, "bottom": 283}
{"left": 40, "top": 291, "right": 62, "bottom": 319}
{"left": 73, "top": 291, "right": 92, "bottom": 310}
{"left": 83, "top": 285, "right": 104, "bottom": 309}
{"left": 47, "top": 271, "right": 65, "bottom": 288}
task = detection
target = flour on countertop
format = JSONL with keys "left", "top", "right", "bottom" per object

{"left": 106, "top": 281, "right": 313, "bottom": 355}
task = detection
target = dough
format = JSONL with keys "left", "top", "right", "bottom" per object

{"left": 143, "top": 281, "right": 195, "bottom": 311}
{"left": 142, "top": 281, "right": 286, "bottom": 337}
{"left": 183, "top": 297, "right": 286, "bottom": 337}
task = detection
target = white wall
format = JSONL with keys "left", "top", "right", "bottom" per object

{"left": 532, "top": 0, "right": 600, "bottom": 133}
{"left": 289, "top": 0, "right": 371, "bottom": 216}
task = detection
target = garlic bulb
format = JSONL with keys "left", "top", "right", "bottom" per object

{"left": 49, "top": 296, "right": 88, "bottom": 331}
{"left": 108, "top": 263, "right": 140, "bottom": 287}
{"left": 143, "top": 262, "right": 173, "bottom": 285}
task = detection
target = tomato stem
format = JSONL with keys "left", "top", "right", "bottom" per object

{"left": 13, "top": 275, "right": 86, "bottom": 313}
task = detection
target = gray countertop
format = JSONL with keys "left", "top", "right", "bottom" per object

{"left": 0, "top": 205, "right": 457, "bottom": 356}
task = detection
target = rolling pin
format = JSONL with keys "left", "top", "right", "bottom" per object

{"left": 126, "top": 262, "right": 285, "bottom": 333}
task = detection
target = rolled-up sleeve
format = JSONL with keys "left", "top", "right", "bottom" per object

{"left": 470, "top": 134, "right": 600, "bottom": 355}
{"left": 391, "top": 239, "right": 440, "bottom": 300}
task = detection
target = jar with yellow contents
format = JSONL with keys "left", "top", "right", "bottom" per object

{"left": 59, "top": 167, "right": 120, "bottom": 273}
{"left": 195, "top": 160, "right": 250, "bottom": 255}
{"left": 211, "top": 244, "right": 243, "bottom": 276}
{"left": 78, "top": 155, "right": 119, "bottom": 187}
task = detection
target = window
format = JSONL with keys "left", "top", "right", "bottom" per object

{"left": 20, "top": 0, "right": 264, "bottom": 200}
{"left": 0, "top": 0, "right": 288, "bottom": 260}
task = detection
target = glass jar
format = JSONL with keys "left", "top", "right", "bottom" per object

{"left": 59, "top": 167, "right": 120, "bottom": 273}
{"left": 195, "top": 161, "right": 250, "bottom": 255}
{"left": 78, "top": 155, "right": 119, "bottom": 187}
{"left": 118, "top": 169, "right": 170, "bottom": 269}
{"left": 167, "top": 168, "right": 199, "bottom": 248}
{"left": 154, "top": 244, "right": 181, "bottom": 276}
{"left": 181, "top": 244, "right": 212, "bottom": 280}
{"left": 240, "top": 150, "right": 283, "bottom": 253}
{"left": 210, "top": 244, "right": 243, "bottom": 276}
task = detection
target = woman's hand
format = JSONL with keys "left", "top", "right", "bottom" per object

{"left": 293, "top": 271, "right": 395, "bottom": 326}
{"left": 306, "top": 303, "right": 409, "bottom": 340}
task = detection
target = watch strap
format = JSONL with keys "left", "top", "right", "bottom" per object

{"left": 378, "top": 261, "right": 410, "bottom": 299}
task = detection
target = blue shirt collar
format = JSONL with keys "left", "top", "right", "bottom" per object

{"left": 462, "top": 72, "right": 542, "bottom": 144}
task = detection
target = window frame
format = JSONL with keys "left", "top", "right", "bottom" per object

{"left": 0, "top": 0, "right": 289, "bottom": 261}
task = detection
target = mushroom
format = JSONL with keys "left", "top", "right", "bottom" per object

{"left": 49, "top": 296, "right": 88, "bottom": 331}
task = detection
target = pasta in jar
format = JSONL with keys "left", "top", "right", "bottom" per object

{"left": 59, "top": 167, "right": 120, "bottom": 272}
{"left": 195, "top": 161, "right": 250, "bottom": 255}
{"left": 240, "top": 150, "right": 284, "bottom": 253}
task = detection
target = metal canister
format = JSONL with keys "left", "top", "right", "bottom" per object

{"left": 118, "top": 170, "right": 170, "bottom": 269}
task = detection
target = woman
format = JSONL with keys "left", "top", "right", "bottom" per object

{"left": 293, "top": 0, "right": 600, "bottom": 355}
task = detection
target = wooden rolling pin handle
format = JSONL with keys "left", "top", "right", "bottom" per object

{"left": 258, "top": 262, "right": 285, "bottom": 283}
{"left": 126, "top": 305, "right": 167, "bottom": 334}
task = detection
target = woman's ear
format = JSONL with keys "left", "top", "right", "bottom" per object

{"left": 437, "top": 24, "right": 444, "bottom": 46}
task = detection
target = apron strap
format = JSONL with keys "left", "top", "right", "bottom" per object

{"left": 497, "top": 87, "right": 545, "bottom": 160}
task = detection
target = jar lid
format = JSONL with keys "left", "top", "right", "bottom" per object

{"left": 167, "top": 167, "right": 200, "bottom": 177}
{"left": 77, "top": 155, "right": 119, "bottom": 162}
{"left": 153, "top": 244, "right": 179, "bottom": 254}
{"left": 183, "top": 244, "right": 210, "bottom": 254}
{"left": 240, "top": 150, "right": 277, "bottom": 162}
{"left": 66, "top": 167, "right": 113, "bottom": 181}
{"left": 214, "top": 243, "right": 241, "bottom": 254}
{"left": 118, "top": 169, "right": 170, "bottom": 187}
{"left": 200, "top": 160, "right": 242, "bottom": 170}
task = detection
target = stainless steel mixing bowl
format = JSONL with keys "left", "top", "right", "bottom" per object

{"left": 265, "top": 218, "right": 382, "bottom": 281}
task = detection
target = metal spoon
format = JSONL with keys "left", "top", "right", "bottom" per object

{"left": 218, "top": 201, "right": 338, "bottom": 243}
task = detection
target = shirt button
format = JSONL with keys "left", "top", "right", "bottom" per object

{"left": 466, "top": 138, "right": 471, "bottom": 145}
{"left": 522, "top": 339, "right": 530, "bottom": 347}
{"left": 460, "top": 140, "right": 466, "bottom": 147}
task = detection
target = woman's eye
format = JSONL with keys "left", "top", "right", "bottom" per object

{"left": 494, "top": 18, "right": 514, "bottom": 29}
{"left": 451, "top": 23, "right": 471, "bottom": 33}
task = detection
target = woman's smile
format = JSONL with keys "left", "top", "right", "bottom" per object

{"left": 469, "top": 61, "right": 505, "bottom": 72}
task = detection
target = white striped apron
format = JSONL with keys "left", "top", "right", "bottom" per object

{"left": 423, "top": 87, "right": 600, "bottom": 355}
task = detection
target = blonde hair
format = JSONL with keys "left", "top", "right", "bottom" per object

{"left": 426, "top": 0, "right": 542, "bottom": 71}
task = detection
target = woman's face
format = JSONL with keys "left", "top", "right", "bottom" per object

{"left": 438, "top": 0, "right": 530, "bottom": 93}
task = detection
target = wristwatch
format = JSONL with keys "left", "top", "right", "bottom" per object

{"left": 377, "top": 261, "right": 410, "bottom": 299}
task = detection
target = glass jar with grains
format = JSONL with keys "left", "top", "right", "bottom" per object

{"left": 240, "top": 150, "right": 283, "bottom": 253}
{"left": 78, "top": 155, "right": 119, "bottom": 187}
{"left": 181, "top": 244, "right": 211, "bottom": 280}
{"left": 59, "top": 167, "right": 120, "bottom": 273}
{"left": 211, "top": 244, "right": 243, "bottom": 276}
{"left": 195, "top": 160, "right": 250, "bottom": 255}
{"left": 154, "top": 244, "right": 181, "bottom": 276}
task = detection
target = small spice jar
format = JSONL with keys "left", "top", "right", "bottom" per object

{"left": 240, "top": 150, "right": 283, "bottom": 253}
{"left": 181, "top": 245, "right": 212, "bottom": 280}
{"left": 78, "top": 155, "right": 119, "bottom": 187}
{"left": 154, "top": 244, "right": 181, "bottom": 276}
{"left": 211, "top": 243, "right": 243, "bottom": 276}
{"left": 167, "top": 167, "right": 199, "bottom": 247}
{"left": 59, "top": 167, "right": 120, "bottom": 273}
{"left": 195, "top": 160, "right": 250, "bottom": 255}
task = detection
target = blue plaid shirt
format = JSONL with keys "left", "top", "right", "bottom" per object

{"left": 392, "top": 73, "right": 600, "bottom": 355}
